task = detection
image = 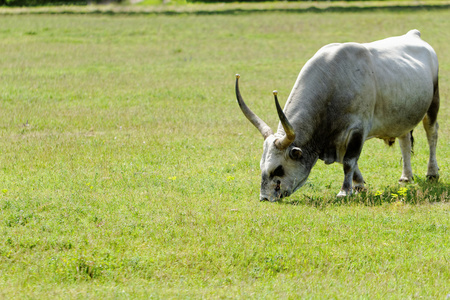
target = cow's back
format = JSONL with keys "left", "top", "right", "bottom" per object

{"left": 365, "top": 30, "right": 438, "bottom": 139}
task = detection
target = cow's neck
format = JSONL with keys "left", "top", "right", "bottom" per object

{"left": 278, "top": 81, "right": 339, "bottom": 162}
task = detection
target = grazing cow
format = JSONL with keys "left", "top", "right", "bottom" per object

{"left": 235, "top": 30, "right": 440, "bottom": 202}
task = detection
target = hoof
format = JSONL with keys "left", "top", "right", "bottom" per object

{"left": 426, "top": 174, "right": 439, "bottom": 182}
{"left": 337, "top": 190, "right": 351, "bottom": 198}
{"left": 353, "top": 185, "right": 366, "bottom": 193}
{"left": 398, "top": 177, "right": 413, "bottom": 184}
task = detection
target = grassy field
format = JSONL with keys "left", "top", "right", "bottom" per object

{"left": 0, "top": 4, "right": 449, "bottom": 299}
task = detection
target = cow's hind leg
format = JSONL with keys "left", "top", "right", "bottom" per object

{"left": 423, "top": 82, "right": 440, "bottom": 181}
{"left": 398, "top": 132, "right": 414, "bottom": 183}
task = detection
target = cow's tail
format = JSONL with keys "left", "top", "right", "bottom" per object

{"left": 410, "top": 130, "right": 415, "bottom": 155}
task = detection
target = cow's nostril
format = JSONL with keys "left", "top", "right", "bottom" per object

{"left": 275, "top": 180, "right": 281, "bottom": 191}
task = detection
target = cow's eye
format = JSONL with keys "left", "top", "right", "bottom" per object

{"left": 271, "top": 165, "right": 284, "bottom": 178}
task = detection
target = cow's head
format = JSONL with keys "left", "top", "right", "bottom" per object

{"left": 235, "top": 74, "right": 314, "bottom": 202}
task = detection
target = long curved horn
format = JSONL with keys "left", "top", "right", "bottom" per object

{"left": 235, "top": 74, "right": 273, "bottom": 139}
{"left": 273, "top": 90, "right": 296, "bottom": 149}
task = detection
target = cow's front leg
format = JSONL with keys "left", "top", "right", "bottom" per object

{"left": 337, "top": 130, "right": 364, "bottom": 197}
{"left": 337, "top": 159, "right": 358, "bottom": 197}
{"left": 353, "top": 164, "right": 366, "bottom": 192}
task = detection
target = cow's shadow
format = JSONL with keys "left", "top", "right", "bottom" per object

{"left": 283, "top": 177, "right": 450, "bottom": 207}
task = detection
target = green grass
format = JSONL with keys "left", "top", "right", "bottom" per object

{"left": 0, "top": 6, "right": 449, "bottom": 299}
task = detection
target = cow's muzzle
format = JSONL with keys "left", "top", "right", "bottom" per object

{"left": 260, "top": 191, "right": 289, "bottom": 202}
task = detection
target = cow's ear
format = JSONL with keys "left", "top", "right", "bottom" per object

{"left": 289, "top": 147, "right": 303, "bottom": 160}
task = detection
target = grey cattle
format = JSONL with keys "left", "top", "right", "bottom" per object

{"left": 235, "top": 30, "right": 440, "bottom": 201}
